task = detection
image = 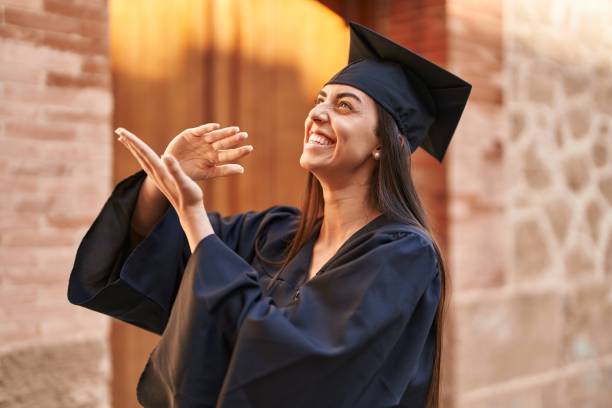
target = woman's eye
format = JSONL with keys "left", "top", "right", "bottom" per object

{"left": 338, "top": 101, "right": 352, "bottom": 110}
{"left": 312, "top": 98, "right": 351, "bottom": 111}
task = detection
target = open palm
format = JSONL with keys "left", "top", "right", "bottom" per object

{"left": 164, "top": 123, "right": 253, "bottom": 181}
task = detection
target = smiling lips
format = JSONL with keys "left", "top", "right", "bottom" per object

{"left": 306, "top": 130, "right": 336, "bottom": 147}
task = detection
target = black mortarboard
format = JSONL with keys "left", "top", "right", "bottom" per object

{"left": 325, "top": 21, "right": 472, "bottom": 162}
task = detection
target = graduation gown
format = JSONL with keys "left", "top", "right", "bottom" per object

{"left": 68, "top": 170, "right": 441, "bottom": 408}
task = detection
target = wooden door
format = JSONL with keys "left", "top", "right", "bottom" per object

{"left": 110, "top": 1, "right": 346, "bottom": 406}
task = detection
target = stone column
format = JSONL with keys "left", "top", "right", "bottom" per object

{"left": 449, "top": 0, "right": 612, "bottom": 406}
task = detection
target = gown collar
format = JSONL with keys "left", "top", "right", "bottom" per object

{"left": 297, "top": 212, "right": 390, "bottom": 286}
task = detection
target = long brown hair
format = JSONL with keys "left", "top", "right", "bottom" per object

{"left": 259, "top": 102, "right": 449, "bottom": 407}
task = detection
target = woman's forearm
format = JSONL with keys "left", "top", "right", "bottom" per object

{"left": 131, "top": 175, "right": 171, "bottom": 238}
{"left": 179, "top": 210, "right": 215, "bottom": 253}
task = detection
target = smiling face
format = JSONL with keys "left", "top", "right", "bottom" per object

{"left": 300, "top": 84, "right": 380, "bottom": 184}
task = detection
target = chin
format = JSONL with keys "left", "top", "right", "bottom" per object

{"left": 299, "top": 154, "right": 313, "bottom": 171}
{"left": 300, "top": 154, "right": 323, "bottom": 172}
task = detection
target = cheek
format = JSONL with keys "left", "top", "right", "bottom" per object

{"left": 334, "top": 122, "right": 375, "bottom": 155}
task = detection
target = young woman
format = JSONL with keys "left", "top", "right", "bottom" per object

{"left": 68, "top": 22, "right": 471, "bottom": 407}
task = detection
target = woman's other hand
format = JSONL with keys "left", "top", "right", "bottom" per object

{"left": 116, "top": 127, "right": 216, "bottom": 250}
{"left": 164, "top": 123, "right": 253, "bottom": 181}
{"left": 115, "top": 127, "right": 204, "bottom": 213}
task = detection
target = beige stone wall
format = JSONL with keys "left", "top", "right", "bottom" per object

{"left": 0, "top": 1, "right": 112, "bottom": 406}
{"left": 449, "top": 0, "right": 612, "bottom": 406}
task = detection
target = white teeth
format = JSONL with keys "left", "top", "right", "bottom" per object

{"left": 308, "top": 133, "right": 334, "bottom": 145}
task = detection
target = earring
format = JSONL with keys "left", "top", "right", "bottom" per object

{"left": 373, "top": 151, "right": 380, "bottom": 160}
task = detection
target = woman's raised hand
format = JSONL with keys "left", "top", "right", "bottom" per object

{"left": 115, "top": 127, "right": 206, "bottom": 216}
{"left": 164, "top": 123, "right": 253, "bottom": 181}
{"left": 115, "top": 126, "right": 231, "bottom": 247}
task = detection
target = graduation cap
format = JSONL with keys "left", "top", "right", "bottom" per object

{"left": 325, "top": 21, "right": 472, "bottom": 162}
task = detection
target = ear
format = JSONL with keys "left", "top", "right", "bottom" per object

{"left": 398, "top": 135, "right": 406, "bottom": 148}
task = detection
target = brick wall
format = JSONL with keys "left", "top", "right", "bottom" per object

{"left": 0, "top": 1, "right": 112, "bottom": 406}
{"left": 375, "top": 1, "right": 453, "bottom": 405}
{"left": 381, "top": 0, "right": 449, "bottom": 250}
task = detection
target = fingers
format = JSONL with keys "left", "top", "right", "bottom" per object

{"left": 209, "top": 164, "right": 245, "bottom": 178}
{"left": 115, "top": 128, "right": 178, "bottom": 207}
{"left": 162, "top": 154, "right": 205, "bottom": 210}
{"left": 217, "top": 145, "right": 254, "bottom": 163}
{"left": 162, "top": 154, "right": 192, "bottom": 191}
{"left": 117, "top": 130, "right": 158, "bottom": 178}
{"left": 212, "top": 131, "right": 249, "bottom": 150}
{"left": 187, "top": 123, "right": 253, "bottom": 152}
{"left": 203, "top": 126, "right": 241, "bottom": 144}
{"left": 116, "top": 128, "right": 163, "bottom": 180}
{"left": 188, "top": 123, "right": 220, "bottom": 136}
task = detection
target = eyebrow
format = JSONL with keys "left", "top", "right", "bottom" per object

{"left": 318, "top": 90, "right": 362, "bottom": 104}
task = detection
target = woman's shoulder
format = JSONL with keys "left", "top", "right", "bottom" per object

{"left": 375, "top": 215, "right": 435, "bottom": 248}
{"left": 252, "top": 204, "right": 302, "bottom": 239}
{"left": 369, "top": 217, "right": 439, "bottom": 272}
{"left": 258, "top": 204, "right": 302, "bottom": 220}
{"left": 255, "top": 204, "right": 301, "bottom": 228}
{"left": 363, "top": 221, "right": 440, "bottom": 289}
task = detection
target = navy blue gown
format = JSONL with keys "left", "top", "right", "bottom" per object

{"left": 68, "top": 170, "right": 441, "bottom": 407}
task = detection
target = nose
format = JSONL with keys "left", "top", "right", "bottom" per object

{"left": 308, "top": 103, "right": 329, "bottom": 123}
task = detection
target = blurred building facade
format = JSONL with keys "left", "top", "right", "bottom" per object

{"left": 0, "top": 0, "right": 610, "bottom": 407}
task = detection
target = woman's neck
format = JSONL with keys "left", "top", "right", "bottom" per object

{"left": 318, "top": 183, "right": 381, "bottom": 248}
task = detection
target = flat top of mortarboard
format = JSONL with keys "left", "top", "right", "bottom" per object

{"left": 341, "top": 21, "right": 473, "bottom": 162}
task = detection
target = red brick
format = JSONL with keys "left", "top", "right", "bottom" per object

{"left": 0, "top": 22, "right": 107, "bottom": 54}
{"left": 0, "top": 212, "right": 40, "bottom": 230}
{"left": 0, "top": 138, "right": 53, "bottom": 161}
{"left": 391, "top": 3, "right": 446, "bottom": 22}
{"left": 0, "top": 266, "right": 66, "bottom": 286}
{"left": 5, "top": 120, "right": 76, "bottom": 141}
{"left": 43, "top": 30, "right": 108, "bottom": 55}
{"left": 0, "top": 228, "right": 78, "bottom": 247}
{"left": 43, "top": 0, "right": 107, "bottom": 21}
{"left": 3, "top": 83, "right": 110, "bottom": 110}
{"left": 46, "top": 212, "right": 96, "bottom": 229}
{"left": 449, "top": 0, "right": 501, "bottom": 21}
{"left": 0, "top": 100, "right": 41, "bottom": 118}
{"left": 42, "top": 33, "right": 108, "bottom": 55}
{"left": 81, "top": 55, "right": 108, "bottom": 74}
{"left": 10, "top": 160, "right": 71, "bottom": 177}
{"left": 390, "top": 0, "right": 445, "bottom": 14}
{"left": 11, "top": 194, "right": 54, "bottom": 213}
{"left": 4, "top": 7, "right": 106, "bottom": 39}
{"left": 0, "top": 247, "right": 38, "bottom": 266}
{"left": 5, "top": 6, "right": 80, "bottom": 34}
{"left": 0, "top": 40, "right": 82, "bottom": 73}
{"left": 0, "top": 321, "right": 39, "bottom": 344}
{"left": 0, "top": 139, "right": 111, "bottom": 172}
{"left": 33, "top": 246, "right": 84, "bottom": 266}
{"left": 0, "top": 0, "right": 43, "bottom": 11}
{"left": 0, "top": 286, "right": 38, "bottom": 315}
{"left": 43, "top": 106, "right": 108, "bottom": 124}
{"left": 46, "top": 71, "right": 110, "bottom": 89}
{"left": 0, "top": 63, "right": 45, "bottom": 86}
{"left": 0, "top": 21, "right": 44, "bottom": 44}
{"left": 0, "top": 174, "right": 40, "bottom": 194}
{"left": 2, "top": 299, "right": 73, "bottom": 323}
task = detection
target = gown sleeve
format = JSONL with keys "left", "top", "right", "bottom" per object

{"left": 67, "top": 169, "right": 300, "bottom": 336}
{"left": 136, "top": 227, "right": 441, "bottom": 407}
